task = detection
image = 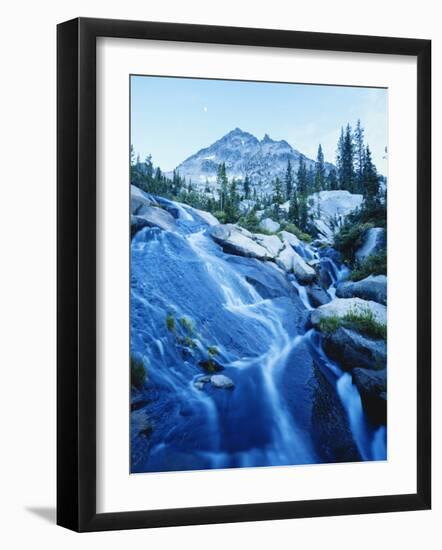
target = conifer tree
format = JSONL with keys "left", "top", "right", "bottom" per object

{"left": 243, "top": 174, "right": 251, "bottom": 200}
{"left": 362, "top": 145, "right": 380, "bottom": 209}
{"left": 272, "top": 177, "right": 284, "bottom": 220}
{"left": 326, "top": 168, "right": 338, "bottom": 190}
{"left": 353, "top": 119, "right": 365, "bottom": 193}
{"left": 217, "top": 163, "right": 229, "bottom": 211}
{"left": 337, "top": 124, "right": 355, "bottom": 192}
{"left": 288, "top": 190, "right": 299, "bottom": 226}
{"left": 296, "top": 155, "right": 308, "bottom": 195}
{"left": 285, "top": 159, "right": 294, "bottom": 199}
{"left": 314, "top": 144, "right": 326, "bottom": 193}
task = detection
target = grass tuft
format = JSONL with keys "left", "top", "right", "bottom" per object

{"left": 131, "top": 355, "right": 147, "bottom": 390}
{"left": 349, "top": 251, "right": 387, "bottom": 281}
{"left": 318, "top": 306, "right": 386, "bottom": 341}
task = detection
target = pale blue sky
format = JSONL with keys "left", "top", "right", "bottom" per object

{"left": 131, "top": 75, "right": 388, "bottom": 174}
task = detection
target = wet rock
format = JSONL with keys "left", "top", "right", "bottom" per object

{"left": 280, "top": 230, "right": 301, "bottom": 248}
{"left": 131, "top": 408, "right": 153, "bottom": 437}
{"left": 318, "top": 246, "right": 343, "bottom": 265}
{"left": 255, "top": 233, "right": 284, "bottom": 257}
{"left": 280, "top": 340, "right": 361, "bottom": 463}
{"left": 352, "top": 368, "right": 387, "bottom": 425}
{"left": 210, "top": 224, "right": 272, "bottom": 260}
{"left": 133, "top": 204, "right": 177, "bottom": 232}
{"left": 355, "top": 227, "right": 386, "bottom": 262}
{"left": 130, "top": 184, "right": 158, "bottom": 213}
{"left": 210, "top": 374, "right": 234, "bottom": 389}
{"left": 131, "top": 214, "right": 150, "bottom": 237}
{"left": 323, "top": 327, "right": 387, "bottom": 371}
{"left": 260, "top": 217, "right": 280, "bottom": 233}
{"left": 199, "top": 358, "right": 223, "bottom": 373}
{"left": 193, "top": 375, "right": 211, "bottom": 390}
{"left": 310, "top": 297, "right": 387, "bottom": 327}
{"left": 192, "top": 208, "right": 219, "bottom": 226}
{"left": 276, "top": 246, "right": 316, "bottom": 283}
{"left": 317, "top": 258, "right": 334, "bottom": 289}
{"left": 336, "top": 275, "right": 387, "bottom": 305}
{"left": 306, "top": 284, "right": 332, "bottom": 307}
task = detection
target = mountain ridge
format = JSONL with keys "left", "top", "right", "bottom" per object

{"left": 171, "top": 128, "right": 334, "bottom": 196}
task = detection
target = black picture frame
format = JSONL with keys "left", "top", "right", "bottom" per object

{"left": 57, "top": 17, "right": 431, "bottom": 532}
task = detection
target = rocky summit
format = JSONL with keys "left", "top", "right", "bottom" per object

{"left": 172, "top": 127, "right": 334, "bottom": 194}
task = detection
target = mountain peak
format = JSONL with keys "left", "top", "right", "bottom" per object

{"left": 174, "top": 128, "right": 334, "bottom": 194}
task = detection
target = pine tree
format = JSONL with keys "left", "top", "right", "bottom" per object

{"left": 336, "top": 127, "right": 344, "bottom": 189}
{"left": 285, "top": 159, "right": 294, "bottom": 199}
{"left": 353, "top": 119, "right": 365, "bottom": 193}
{"left": 307, "top": 165, "right": 315, "bottom": 195}
{"left": 326, "top": 168, "right": 338, "bottom": 190}
{"left": 362, "top": 145, "right": 380, "bottom": 209}
{"left": 243, "top": 174, "right": 251, "bottom": 200}
{"left": 336, "top": 124, "right": 355, "bottom": 192}
{"left": 314, "top": 144, "right": 326, "bottom": 193}
{"left": 298, "top": 194, "right": 309, "bottom": 232}
{"left": 217, "top": 163, "right": 229, "bottom": 211}
{"left": 296, "top": 155, "right": 308, "bottom": 195}
{"left": 288, "top": 190, "right": 299, "bottom": 226}
{"left": 272, "top": 177, "right": 284, "bottom": 220}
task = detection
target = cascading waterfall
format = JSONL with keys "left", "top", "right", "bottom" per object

{"left": 131, "top": 195, "right": 386, "bottom": 473}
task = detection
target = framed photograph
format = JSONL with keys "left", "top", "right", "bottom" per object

{"left": 57, "top": 17, "right": 431, "bottom": 532}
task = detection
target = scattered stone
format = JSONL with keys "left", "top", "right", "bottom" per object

{"left": 210, "top": 374, "right": 235, "bottom": 389}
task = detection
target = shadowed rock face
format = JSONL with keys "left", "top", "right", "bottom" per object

{"left": 309, "top": 190, "right": 363, "bottom": 242}
{"left": 336, "top": 275, "right": 387, "bottom": 305}
{"left": 323, "top": 327, "right": 387, "bottom": 371}
{"left": 352, "top": 368, "right": 387, "bottom": 425}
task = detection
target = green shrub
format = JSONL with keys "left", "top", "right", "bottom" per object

{"left": 343, "top": 307, "right": 387, "bottom": 340}
{"left": 318, "top": 307, "right": 386, "bottom": 341}
{"left": 350, "top": 251, "right": 387, "bottom": 281}
{"left": 238, "top": 210, "right": 260, "bottom": 232}
{"left": 212, "top": 210, "right": 227, "bottom": 224}
{"left": 281, "top": 223, "right": 313, "bottom": 243}
{"left": 131, "top": 355, "right": 147, "bottom": 389}
{"left": 200, "top": 358, "right": 221, "bottom": 373}
{"left": 180, "top": 316, "right": 195, "bottom": 335}
{"left": 166, "top": 313, "right": 175, "bottom": 332}
{"left": 334, "top": 222, "right": 374, "bottom": 263}
{"left": 207, "top": 346, "right": 219, "bottom": 357}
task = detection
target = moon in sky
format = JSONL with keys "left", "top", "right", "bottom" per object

{"left": 203, "top": 106, "right": 208, "bottom": 112}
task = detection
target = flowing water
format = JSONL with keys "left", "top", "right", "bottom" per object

{"left": 130, "top": 195, "right": 386, "bottom": 473}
